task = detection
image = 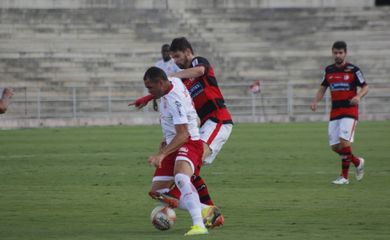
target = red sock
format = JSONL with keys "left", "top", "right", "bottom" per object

{"left": 341, "top": 158, "right": 351, "bottom": 179}
{"left": 191, "top": 175, "right": 215, "bottom": 206}
{"left": 336, "top": 148, "right": 350, "bottom": 179}
{"left": 340, "top": 146, "right": 361, "bottom": 167}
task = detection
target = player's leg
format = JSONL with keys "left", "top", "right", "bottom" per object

{"left": 149, "top": 152, "right": 180, "bottom": 208}
{"left": 329, "top": 120, "right": 349, "bottom": 184}
{"left": 194, "top": 120, "right": 233, "bottom": 206}
{"left": 201, "top": 120, "right": 233, "bottom": 165}
{"left": 338, "top": 118, "right": 364, "bottom": 181}
{"left": 155, "top": 173, "right": 215, "bottom": 207}
{"left": 202, "top": 141, "right": 212, "bottom": 162}
{"left": 329, "top": 118, "right": 364, "bottom": 184}
{"left": 174, "top": 140, "right": 208, "bottom": 235}
{"left": 150, "top": 164, "right": 223, "bottom": 229}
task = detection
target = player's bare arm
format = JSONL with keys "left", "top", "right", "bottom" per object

{"left": 169, "top": 66, "right": 205, "bottom": 79}
{"left": 148, "top": 124, "right": 189, "bottom": 168}
{"left": 310, "top": 85, "right": 327, "bottom": 112}
{"left": 0, "top": 88, "right": 14, "bottom": 114}
{"left": 350, "top": 84, "right": 369, "bottom": 105}
{"left": 159, "top": 140, "right": 167, "bottom": 152}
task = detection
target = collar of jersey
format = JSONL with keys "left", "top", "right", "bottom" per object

{"left": 162, "top": 82, "right": 174, "bottom": 96}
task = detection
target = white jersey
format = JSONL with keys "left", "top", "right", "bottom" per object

{"left": 155, "top": 59, "right": 181, "bottom": 75}
{"left": 160, "top": 77, "right": 200, "bottom": 144}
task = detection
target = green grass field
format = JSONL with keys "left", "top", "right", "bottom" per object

{"left": 1, "top": 121, "right": 389, "bottom": 240}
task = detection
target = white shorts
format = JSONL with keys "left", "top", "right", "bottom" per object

{"left": 328, "top": 118, "right": 357, "bottom": 146}
{"left": 200, "top": 119, "right": 233, "bottom": 165}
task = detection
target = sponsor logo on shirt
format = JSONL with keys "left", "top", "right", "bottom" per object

{"left": 188, "top": 82, "right": 203, "bottom": 98}
{"left": 330, "top": 82, "right": 350, "bottom": 91}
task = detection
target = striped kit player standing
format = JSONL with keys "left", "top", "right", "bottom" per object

{"left": 311, "top": 41, "right": 369, "bottom": 185}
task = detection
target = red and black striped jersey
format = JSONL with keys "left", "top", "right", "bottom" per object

{"left": 321, "top": 63, "right": 367, "bottom": 121}
{"left": 182, "top": 56, "right": 233, "bottom": 126}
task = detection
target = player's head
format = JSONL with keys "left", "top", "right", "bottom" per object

{"left": 143, "top": 66, "right": 169, "bottom": 99}
{"left": 161, "top": 44, "right": 171, "bottom": 62}
{"left": 170, "top": 37, "right": 194, "bottom": 69}
{"left": 332, "top": 41, "right": 347, "bottom": 65}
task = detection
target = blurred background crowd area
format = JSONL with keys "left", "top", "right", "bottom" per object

{"left": 1, "top": 0, "right": 389, "bottom": 128}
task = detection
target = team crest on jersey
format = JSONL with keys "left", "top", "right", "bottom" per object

{"left": 179, "top": 147, "right": 189, "bottom": 154}
{"left": 344, "top": 74, "right": 350, "bottom": 80}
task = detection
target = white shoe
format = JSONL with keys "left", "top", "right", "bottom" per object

{"left": 332, "top": 176, "right": 349, "bottom": 185}
{"left": 356, "top": 158, "right": 365, "bottom": 181}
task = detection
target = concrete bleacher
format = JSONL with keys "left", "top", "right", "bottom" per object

{"left": 1, "top": 2, "right": 389, "bottom": 126}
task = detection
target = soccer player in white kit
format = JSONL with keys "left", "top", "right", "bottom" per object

{"left": 155, "top": 44, "right": 181, "bottom": 75}
{"left": 144, "top": 66, "right": 208, "bottom": 236}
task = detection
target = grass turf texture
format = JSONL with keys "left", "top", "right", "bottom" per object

{"left": 0, "top": 121, "right": 389, "bottom": 240}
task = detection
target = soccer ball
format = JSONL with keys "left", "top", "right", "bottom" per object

{"left": 150, "top": 206, "right": 176, "bottom": 231}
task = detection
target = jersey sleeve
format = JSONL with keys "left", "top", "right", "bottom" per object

{"left": 191, "top": 56, "right": 210, "bottom": 75}
{"left": 168, "top": 94, "right": 189, "bottom": 125}
{"left": 354, "top": 68, "right": 367, "bottom": 87}
{"left": 320, "top": 70, "right": 328, "bottom": 86}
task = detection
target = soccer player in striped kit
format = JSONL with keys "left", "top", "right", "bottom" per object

{"left": 311, "top": 41, "right": 369, "bottom": 185}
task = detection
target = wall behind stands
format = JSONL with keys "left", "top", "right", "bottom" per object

{"left": 0, "top": 0, "right": 375, "bottom": 9}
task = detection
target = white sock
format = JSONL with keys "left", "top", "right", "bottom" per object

{"left": 175, "top": 173, "right": 205, "bottom": 228}
{"left": 178, "top": 199, "right": 209, "bottom": 211}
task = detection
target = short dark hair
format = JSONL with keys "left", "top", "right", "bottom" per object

{"left": 332, "top": 41, "right": 347, "bottom": 52}
{"left": 161, "top": 44, "right": 170, "bottom": 52}
{"left": 143, "top": 66, "right": 168, "bottom": 83}
{"left": 170, "top": 37, "right": 194, "bottom": 54}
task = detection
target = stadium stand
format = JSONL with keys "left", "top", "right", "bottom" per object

{"left": 0, "top": 0, "right": 389, "bottom": 127}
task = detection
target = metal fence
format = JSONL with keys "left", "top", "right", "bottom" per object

{"left": 1, "top": 81, "right": 390, "bottom": 127}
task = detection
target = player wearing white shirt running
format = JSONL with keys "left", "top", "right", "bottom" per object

{"left": 144, "top": 67, "right": 208, "bottom": 236}
{"left": 155, "top": 44, "right": 181, "bottom": 75}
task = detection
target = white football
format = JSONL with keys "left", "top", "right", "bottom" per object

{"left": 150, "top": 206, "right": 176, "bottom": 231}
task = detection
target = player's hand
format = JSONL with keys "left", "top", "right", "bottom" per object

{"left": 350, "top": 96, "right": 360, "bottom": 106}
{"left": 310, "top": 101, "right": 317, "bottom": 111}
{"left": 2, "top": 88, "right": 14, "bottom": 98}
{"left": 128, "top": 95, "right": 154, "bottom": 109}
{"left": 148, "top": 154, "right": 165, "bottom": 168}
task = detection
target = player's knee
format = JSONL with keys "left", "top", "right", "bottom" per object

{"left": 331, "top": 144, "right": 340, "bottom": 152}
